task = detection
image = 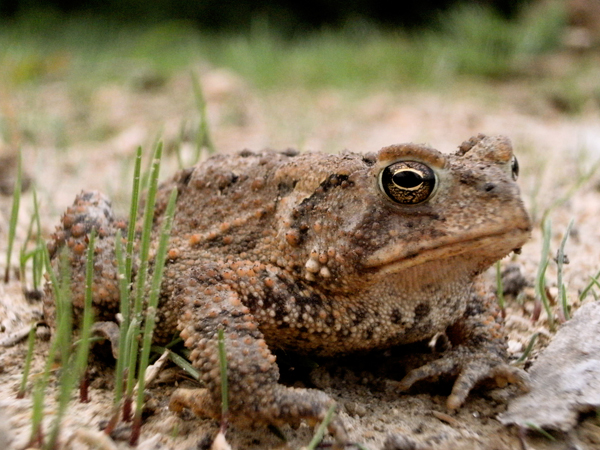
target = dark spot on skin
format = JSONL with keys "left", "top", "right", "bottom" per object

{"left": 295, "top": 293, "right": 325, "bottom": 311}
{"left": 464, "top": 295, "right": 485, "bottom": 317}
{"left": 414, "top": 302, "right": 431, "bottom": 324}
{"left": 325, "top": 314, "right": 335, "bottom": 327}
{"left": 350, "top": 307, "right": 366, "bottom": 326}
{"left": 273, "top": 300, "right": 286, "bottom": 322}
{"left": 216, "top": 172, "right": 240, "bottom": 192}
{"left": 239, "top": 149, "right": 254, "bottom": 157}
{"left": 391, "top": 308, "right": 404, "bottom": 325}
{"left": 278, "top": 180, "right": 297, "bottom": 196}
{"left": 484, "top": 183, "right": 495, "bottom": 192}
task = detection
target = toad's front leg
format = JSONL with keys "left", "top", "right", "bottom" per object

{"left": 170, "top": 268, "right": 347, "bottom": 442}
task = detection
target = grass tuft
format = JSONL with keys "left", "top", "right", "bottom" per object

{"left": 107, "top": 146, "right": 143, "bottom": 430}
{"left": 29, "top": 248, "right": 71, "bottom": 448}
{"left": 130, "top": 187, "right": 178, "bottom": 445}
{"left": 45, "top": 231, "right": 96, "bottom": 449}
{"left": 124, "top": 142, "right": 164, "bottom": 425}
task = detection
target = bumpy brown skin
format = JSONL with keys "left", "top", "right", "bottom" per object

{"left": 44, "top": 134, "right": 531, "bottom": 442}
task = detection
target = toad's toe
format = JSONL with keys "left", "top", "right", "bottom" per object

{"left": 392, "top": 346, "right": 529, "bottom": 410}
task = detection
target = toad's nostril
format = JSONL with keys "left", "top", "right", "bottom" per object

{"left": 484, "top": 183, "right": 495, "bottom": 192}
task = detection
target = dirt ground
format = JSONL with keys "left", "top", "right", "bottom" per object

{"left": 1, "top": 58, "right": 600, "bottom": 450}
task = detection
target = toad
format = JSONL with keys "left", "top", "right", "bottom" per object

{"left": 44, "top": 134, "right": 531, "bottom": 441}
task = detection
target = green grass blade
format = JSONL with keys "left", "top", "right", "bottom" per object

{"left": 4, "top": 150, "right": 22, "bottom": 283}
{"left": 495, "top": 261, "right": 505, "bottom": 313}
{"left": 557, "top": 219, "right": 573, "bottom": 321}
{"left": 525, "top": 422, "right": 556, "bottom": 441}
{"left": 306, "top": 404, "right": 336, "bottom": 450}
{"left": 19, "top": 205, "right": 37, "bottom": 286}
{"left": 75, "top": 230, "right": 96, "bottom": 375}
{"left": 149, "top": 347, "right": 200, "bottom": 380}
{"left": 113, "top": 231, "right": 129, "bottom": 406}
{"left": 125, "top": 147, "right": 143, "bottom": 284}
{"left": 191, "top": 71, "right": 215, "bottom": 161}
{"left": 17, "top": 324, "right": 37, "bottom": 398}
{"left": 56, "top": 252, "right": 73, "bottom": 378}
{"left": 217, "top": 326, "right": 229, "bottom": 419}
{"left": 32, "top": 189, "right": 44, "bottom": 290}
{"left": 516, "top": 332, "right": 539, "bottom": 364}
{"left": 580, "top": 271, "right": 600, "bottom": 302}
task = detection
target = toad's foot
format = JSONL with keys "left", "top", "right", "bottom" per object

{"left": 392, "top": 290, "right": 530, "bottom": 410}
{"left": 169, "top": 385, "right": 347, "bottom": 442}
{"left": 392, "top": 345, "right": 529, "bottom": 409}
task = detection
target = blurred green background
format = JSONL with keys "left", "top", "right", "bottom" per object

{"left": 1, "top": 0, "right": 599, "bottom": 154}
{"left": 1, "top": 0, "right": 533, "bottom": 33}
{"left": 0, "top": 0, "right": 576, "bottom": 89}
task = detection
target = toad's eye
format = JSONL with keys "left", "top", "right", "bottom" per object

{"left": 511, "top": 156, "right": 519, "bottom": 181}
{"left": 379, "top": 161, "right": 436, "bottom": 205}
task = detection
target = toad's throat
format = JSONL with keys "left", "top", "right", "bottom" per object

{"left": 365, "top": 226, "right": 531, "bottom": 275}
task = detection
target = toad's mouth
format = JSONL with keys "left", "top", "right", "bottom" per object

{"left": 364, "top": 226, "right": 531, "bottom": 275}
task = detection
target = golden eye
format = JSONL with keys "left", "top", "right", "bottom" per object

{"left": 379, "top": 161, "right": 436, "bottom": 204}
{"left": 511, "top": 156, "right": 519, "bottom": 181}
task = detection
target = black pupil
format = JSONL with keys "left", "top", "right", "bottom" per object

{"left": 392, "top": 170, "right": 422, "bottom": 188}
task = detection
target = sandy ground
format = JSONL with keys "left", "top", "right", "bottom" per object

{"left": 1, "top": 59, "right": 600, "bottom": 450}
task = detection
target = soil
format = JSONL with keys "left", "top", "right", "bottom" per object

{"left": 1, "top": 62, "right": 600, "bottom": 450}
